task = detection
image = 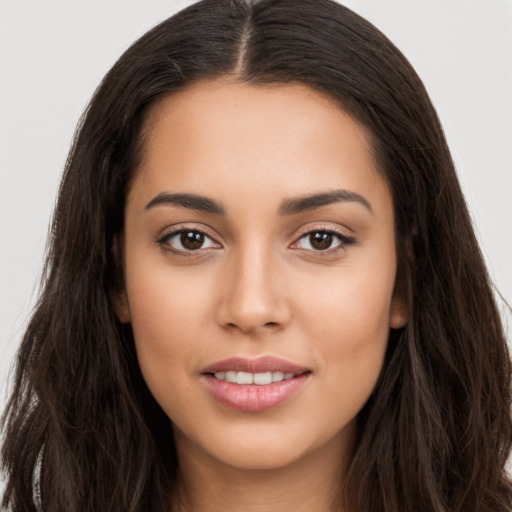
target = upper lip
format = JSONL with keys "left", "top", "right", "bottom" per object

{"left": 202, "top": 356, "right": 310, "bottom": 375}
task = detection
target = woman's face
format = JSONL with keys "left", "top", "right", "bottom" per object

{"left": 117, "top": 79, "right": 407, "bottom": 471}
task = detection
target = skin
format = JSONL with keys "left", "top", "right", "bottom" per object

{"left": 116, "top": 78, "right": 407, "bottom": 512}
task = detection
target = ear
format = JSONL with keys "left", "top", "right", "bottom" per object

{"left": 114, "top": 290, "right": 131, "bottom": 324}
{"left": 389, "top": 261, "right": 409, "bottom": 330}
{"left": 390, "top": 292, "right": 408, "bottom": 329}
{"left": 112, "top": 235, "right": 131, "bottom": 324}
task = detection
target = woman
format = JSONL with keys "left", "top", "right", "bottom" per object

{"left": 2, "top": 0, "right": 511, "bottom": 510}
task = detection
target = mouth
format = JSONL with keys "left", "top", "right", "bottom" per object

{"left": 210, "top": 370, "right": 298, "bottom": 385}
{"left": 201, "top": 356, "right": 311, "bottom": 412}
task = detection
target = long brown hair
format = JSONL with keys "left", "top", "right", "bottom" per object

{"left": 2, "top": 0, "right": 511, "bottom": 510}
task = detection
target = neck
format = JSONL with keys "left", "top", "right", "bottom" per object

{"left": 171, "top": 426, "right": 355, "bottom": 512}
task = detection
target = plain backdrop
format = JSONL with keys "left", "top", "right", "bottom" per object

{"left": 1, "top": 0, "right": 511, "bottom": 449}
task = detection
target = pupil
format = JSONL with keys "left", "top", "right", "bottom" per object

{"left": 181, "top": 231, "right": 204, "bottom": 250}
{"left": 310, "top": 232, "right": 332, "bottom": 250}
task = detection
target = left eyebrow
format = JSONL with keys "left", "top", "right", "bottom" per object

{"left": 279, "top": 189, "right": 373, "bottom": 216}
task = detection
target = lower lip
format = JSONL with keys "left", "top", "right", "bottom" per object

{"left": 203, "top": 374, "right": 310, "bottom": 412}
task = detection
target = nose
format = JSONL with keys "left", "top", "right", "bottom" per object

{"left": 216, "top": 245, "right": 291, "bottom": 335}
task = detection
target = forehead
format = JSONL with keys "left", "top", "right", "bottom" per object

{"left": 142, "top": 79, "right": 372, "bottom": 162}
{"left": 129, "top": 79, "right": 389, "bottom": 215}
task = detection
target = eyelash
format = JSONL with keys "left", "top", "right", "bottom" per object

{"left": 292, "top": 226, "right": 356, "bottom": 253}
{"left": 156, "top": 226, "right": 220, "bottom": 256}
{"left": 156, "top": 225, "right": 356, "bottom": 256}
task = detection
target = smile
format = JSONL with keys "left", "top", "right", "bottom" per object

{"left": 212, "top": 371, "right": 296, "bottom": 385}
{"left": 202, "top": 357, "right": 311, "bottom": 412}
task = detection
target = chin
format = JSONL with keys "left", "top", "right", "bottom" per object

{"left": 207, "top": 440, "right": 312, "bottom": 472}
{"left": 173, "top": 416, "right": 354, "bottom": 473}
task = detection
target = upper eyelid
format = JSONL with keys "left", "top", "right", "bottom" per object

{"left": 293, "top": 223, "right": 355, "bottom": 240}
{"left": 157, "top": 224, "right": 220, "bottom": 242}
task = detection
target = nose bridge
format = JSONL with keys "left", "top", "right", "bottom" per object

{"left": 218, "top": 236, "right": 289, "bottom": 333}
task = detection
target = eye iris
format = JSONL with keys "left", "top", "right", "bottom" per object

{"left": 310, "top": 231, "right": 332, "bottom": 250}
{"left": 181, "top": 231, "right": 204, "bottom": 250}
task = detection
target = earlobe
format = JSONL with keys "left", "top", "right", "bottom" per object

{"left": 112, "top": 235, "right": 131, "bottom": 323}
{"left": 390, "top": 261, "right": 410, "bottom": 329}
{"left": 390, "top": 296, "right": 408, "bottom": 329}
{"left": 114, "top": 291, "right": 131, "bottom": 323}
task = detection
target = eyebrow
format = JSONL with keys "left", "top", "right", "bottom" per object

{"left": 144, "top": 189, "right": 373, "bottom": 216}
{"left": 145, "top": 193, "right": 226, "bottom": 215}
{"left": 279, "top": 189, "right": 373, "bottom": 215}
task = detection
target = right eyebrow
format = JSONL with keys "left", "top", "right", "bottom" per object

{"left": 144, "top": 192, "right": 226, "bottom": 215}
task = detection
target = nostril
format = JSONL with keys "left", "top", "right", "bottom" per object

{"left": 223, "top": 320, "right": 281, "bottom": 333}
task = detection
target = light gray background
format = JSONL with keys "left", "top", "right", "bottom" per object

{"left": 1, "top": 0, "right": 511, "bottom": 444}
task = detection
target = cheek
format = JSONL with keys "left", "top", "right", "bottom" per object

{"left": 125, "top": 260, "right": 216, "bottom": 394}
{"left": 293, "top": 251, "right": 396, "bottom": 402}
{"left": 298, "top": 261, "right": 395, "bottom": 351}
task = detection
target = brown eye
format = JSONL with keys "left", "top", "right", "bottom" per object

{"left": 159, "top": 229, "right": 219, "bottom": 253}
{"left": 181, "top": 231, "right": 205, "bottom": 250}
{"left": 294, "top": 230, "right": 355, "bottom": 252}
{"left": 309, "top": 232, "right": 333, "bottom": 250}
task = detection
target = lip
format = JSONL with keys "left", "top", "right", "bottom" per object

{"left": 201, "top": 356, "right": 311, "bottom": 412}
{"left": 201, "top": 356, "right": 309, "bottom": 375}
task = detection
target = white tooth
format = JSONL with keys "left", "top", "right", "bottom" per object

{"left": 214, "top": 372, "right": 225, "bottom": 380}
{"left": 284, "top": 373, "right": 295, "bottom": 380}
{"left": 225, "top": 371, "right": 237, "bottom": 383}
{"left": 272, "top": 371, "right": 284, "bottom": 382}
{"left": 253, "top": 372, "right": 272, "bottom": 385}
{"left": 236, "top": 371, "right": 254, "bottom": 385}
